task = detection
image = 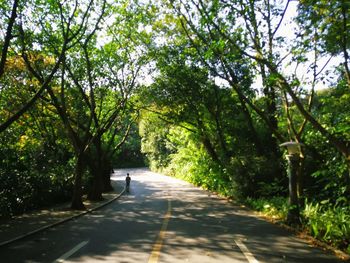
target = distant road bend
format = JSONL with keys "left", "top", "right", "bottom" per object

{"left": 0, "top": 168, "right": 343, "bottom": 262}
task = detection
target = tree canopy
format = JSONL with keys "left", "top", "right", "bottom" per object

{"left": 0, "top": 0, "right": 349, "bottom": 254}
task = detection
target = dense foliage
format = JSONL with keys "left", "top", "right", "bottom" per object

{"left": 0, "top": 0, "right": 349, "bottom": 254}
{"left": 0, "top": 0, "right": 149, "bottom": 215}
{"left": 136, "top": 0, "right": 350, "bottom": 253}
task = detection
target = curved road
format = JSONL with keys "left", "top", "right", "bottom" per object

{"left": 0, "top": 168, "right": 343, "bottom": 262}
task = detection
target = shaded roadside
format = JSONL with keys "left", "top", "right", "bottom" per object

{"left": 0, "top": 173, "right": 125, "bottom": 247}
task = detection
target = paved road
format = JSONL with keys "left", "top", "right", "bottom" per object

{"left": 0, "top": 168, "right": 343, "bottom": 262}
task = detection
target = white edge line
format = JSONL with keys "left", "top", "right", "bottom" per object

{"left": 53, "top": 240, "right": 89, "bottom": 263}
{"left": 234, "top": 238, "right": 259, "bottom": 263}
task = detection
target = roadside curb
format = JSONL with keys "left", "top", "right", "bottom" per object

{"left": 0, "top": 188, "right": 126, "bottom": 248}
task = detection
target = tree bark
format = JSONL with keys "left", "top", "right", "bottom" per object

{"left": 71, "top": 153, "right": 86, "bottom": 210}
{"left": 87, "top": 164, "right": 104, "bottom": 201}
{"left": 87, "top": 137, "right": 104, "bottom": 201}
{"left": 201, "top": 136, "right": 221, "bottom": 165}
{"left": 345, "top": 157, "right": 350, "bottom": 198}
{"left": 102, "top": 156, "right": 114, "bottom": 192}
{"left": 0, "top": 0, "right": 19, "bottom": 78}
{"left": 286, "top": 154, "right": 301, "bottom": 226}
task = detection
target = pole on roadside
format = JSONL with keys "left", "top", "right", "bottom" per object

{"left": 280, "top": 142, "right": 303, "bottom": 226}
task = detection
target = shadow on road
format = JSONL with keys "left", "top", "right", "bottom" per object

{"left": 1, "top": 168, "right": 343, "bottom": 262}
{"left": 60, "top": 168, "right": 342, "bottom": 263}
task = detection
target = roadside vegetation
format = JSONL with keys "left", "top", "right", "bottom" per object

{"left": 139, "top": 86, "right": 350, "bottom": 254}
{"left": 1, "top": 0, "right": 349, "bottom": 256}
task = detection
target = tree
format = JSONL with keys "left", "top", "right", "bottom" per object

{"left": 297, "top": 0, "right": 350, "bottom": 87}
{"left": 16, "top": 0, "right": 109, "bottom": 209}
{"left": 0, "top": 0, "right": 18, "bottom": 78}
{"left": 166, "top": 0, "right": 350, "bottom": 199}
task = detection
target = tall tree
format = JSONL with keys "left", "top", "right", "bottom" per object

{"left": 166, "top": 0, "right": 350, "bottom": 196}
{"left": 17, "top": 0, "right": 109, "bottom": 209}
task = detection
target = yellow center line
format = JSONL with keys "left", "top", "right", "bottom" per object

{"left": 148, "top": 199, "right": 172, "bottom": 263}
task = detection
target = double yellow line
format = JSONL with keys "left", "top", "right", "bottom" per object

{"left": 148, "top": 199, "right": 172, "bottom": 263}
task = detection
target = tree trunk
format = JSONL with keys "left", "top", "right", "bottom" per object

{"left": 103, "top": 173, "right": 113, "bottom": 192}
{"left": 201, "top": 136, "right": 221, "bottom": 165}
{"left": 0, "top": 0, "right": 18, "bottom": 78}
{"left": 102, "top": 156, "right": 113, "bottom": 192}
{"left": 345, "top": 156, "right": 350, "bottom": 198}
{"left": 240, "top": 102, "right": 265, "bottom": 156}
{"left": 297, "top": 156, "right": 305, "bottom": 201}
{"left": 88, "top": 137, "right": 104, "bottom": 201}
{"left": 88, "top": 172, "right": 104, "bottom": 201}
{"left": 286, "top": 154, "right": 301, "bottom": 226}
{"left": 87, "top": 160, "right": 104, "bottom": 201}
{"left": 71, "top": 153, "right": 86, "bottom": 210}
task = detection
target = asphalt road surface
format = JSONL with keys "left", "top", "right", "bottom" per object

{"left": 0, "top": 168, "right": 343, "bottom": 262}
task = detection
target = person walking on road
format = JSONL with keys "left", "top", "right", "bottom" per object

{"left": 125, "top": 173, "right": 131, "bottom": 192}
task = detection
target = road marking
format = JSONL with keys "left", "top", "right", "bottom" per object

{"left": 53, "top": 240, "right": 89, "bottom": 263}
{"left": 234, "top": 237, "right": 259, "bottom": 263}
{"left": 148, "top": 199, "right": 172, "bottom": 263}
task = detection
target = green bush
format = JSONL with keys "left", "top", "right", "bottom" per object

{"left": 230, "top": 155, "right": 286, "bottom": 198}
{"left": 0, "top": 130, "right": 74, "bottom": 219}
{"left": 245, "top": 197, "right": 289, "bottom": 219}
{"left": 302, "top": 200, "right": 350, "bottom": 251}
{"left": 245, "top": 196, "right": 350, "bottom": 253}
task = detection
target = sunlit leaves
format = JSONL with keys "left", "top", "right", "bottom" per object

{"left": 297, "top": 0, "right": 350, "bottom": 55}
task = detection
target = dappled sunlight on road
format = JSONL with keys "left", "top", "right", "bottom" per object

{"left": 1, "top": 168, "right": 342, "bottom": 262}
{"left": 105, "top": 168, "right": 339, "bottom": 263}
{"left": 106, "top": 169, "right": 340, "bottom": 263}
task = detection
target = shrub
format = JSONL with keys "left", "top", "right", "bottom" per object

{"left": 245, "top": 197, "right": 289, "bottom": 220}
{"left": 302, "top": 200, "right": 350, "bottom": 251}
